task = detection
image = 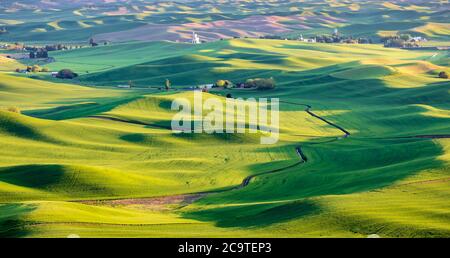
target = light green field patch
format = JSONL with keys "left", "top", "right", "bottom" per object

{"left": 0, "top": 19, "right": 23, "bottom": 25}
{"left": 331, "top": 65, "right": 396, "bottom": 80}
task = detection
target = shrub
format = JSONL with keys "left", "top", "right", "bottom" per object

{"left": 438, "top": 71, "right": 448, "bottom": 79}
{"left": 6, "top": 107, "right": 21, "bottom": 114}
{"left": 216, "top": 80, "right": 226, "bottom": 87}
{"left": 56, "top": 69, "right": 78, "bottom": 79}
{"left": 224, "top": 80, "right": 233, "bottom": 88}
{"left": 31, "top": 65, "right": 41, "bottom": 72}
{"left": 216, "top": 80, "right": 233, "bottom": 88}
{"left": 41, "top": 67, "right": 49, "bottom": 72}
{"left": 245, "top": 78, "right": 276, "bottom": 90}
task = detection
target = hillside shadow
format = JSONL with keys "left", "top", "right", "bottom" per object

{"left": 184, "top": 200, "right": 319, "bottom": 228}
{"left": 24, "top": 95, "right": 142, "bottom": 120}
{"left": 0, "top": 164, "right": 65, "bottom": 190}
{"left": 0, "top": 112, "right": 45, "bottom": 140}
{"left": 0, "top": 204, "right": 37, "bottom": 238}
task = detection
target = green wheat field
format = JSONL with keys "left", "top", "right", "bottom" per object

{"left": 0, "top": 0, "right": 449, "bottom": 238}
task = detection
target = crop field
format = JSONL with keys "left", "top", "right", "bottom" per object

{"left": 1, "top": 36, "right": 449, "bottom": 237}
{"left": 0, "top": 0, "right": 449, "bottom": 238}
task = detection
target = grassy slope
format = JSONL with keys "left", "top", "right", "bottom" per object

{"left": 0, "top": 56, "right": 25, "bottom": 72}
{"left": 48, "top": 39, "right": 448, "bottom": 87}
{"left": 0, "top": 39, "right": 449, "bottom": 237}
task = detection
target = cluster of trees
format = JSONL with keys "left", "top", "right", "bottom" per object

{"left": 6, "top": 106, "right": 20, "bottom": 114}
{"left": 29, "top": 50, "right": 48, "bottom": 59}
{"left": 244, "top": 78, "right": 276, "bottom": 90}
{"left": 56, "top": 69, "right": 78, "bottom": 79}
{"left": 382, "top": 34, "right": 423, "bottom": 48}
{"left": 27, "top": 44, "right": 71, "bottom": 59}
{"left": 439, "top": 71, "right": 449, "bottom": 79}
{"left": 215, "top": 80, "right": 233, "bottom": 88}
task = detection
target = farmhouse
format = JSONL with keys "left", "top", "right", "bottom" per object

{"left": 411, "top": 36, "right": 427, "bottom": 42}
{"left": 197, "top": 84, "right": 214, "bottom": 89}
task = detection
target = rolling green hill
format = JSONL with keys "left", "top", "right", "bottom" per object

{"left": 46, "top": 38, "right": 449, "bottom": 88}
{"left": 1, "top": 36, "right": 449, "bottom": 237}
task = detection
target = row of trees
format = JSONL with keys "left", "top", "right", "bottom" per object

{"left": 15, "top": 66, "right": 78, "bottom": 80}
{"left": 382, "top": 33, "right": 424, "bottom": 48}
{"left": 25, "top": 44, "right": 69, "bottom": 52}
{"left": 16, "top": 65, "right": 49, "bottom": 73}
{"left": 25, "top": 43, "right": 93, "bottom": 59}
{"left": 314, "top": 35, "right": 371, "bottom": 44}
{"left": 259, "top": 34, "right": 372, "bottom": 44}
{"left": 216, "top": 78, "right": 276, "bottom": 90}
{"left": 162, "top": 78, "right": 276, "bottom": 91}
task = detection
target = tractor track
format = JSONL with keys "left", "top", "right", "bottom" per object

{"left": 279, "top": 101, "right": 350, "bottom": 137}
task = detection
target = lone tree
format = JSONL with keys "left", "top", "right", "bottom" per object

{"left": 438, "top": 71, "right": 449, "bottom": 79}
{"left": 216, "top": 79, "right": 226, "bottom": 87}
{"left": 165, "top": 79, "right": 171, "bottom": 90}
{"left": 56, "top": 69, "right": 78, "bottom": 79}
{"left": 216, "top": 80, "right": 233, "bottom": 88}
